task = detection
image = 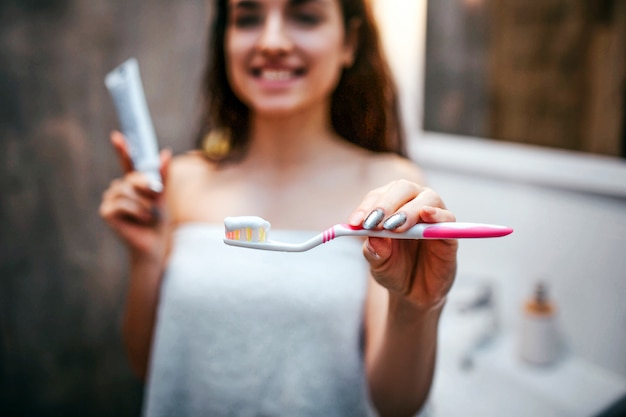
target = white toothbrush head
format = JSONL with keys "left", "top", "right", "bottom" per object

{"left": 224, "top": 216, "right": 271, "bottom": 243}
{"left": 223, "top": 216, "right": 324, "bottom": 252}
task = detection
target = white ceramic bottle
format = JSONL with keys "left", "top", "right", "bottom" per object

{"left": 519, "top": 282, "right": 561, "bottom": 365}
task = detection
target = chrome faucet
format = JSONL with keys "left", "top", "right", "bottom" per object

{"left": 456, "top": 284, "right": 499, "bottom": 370}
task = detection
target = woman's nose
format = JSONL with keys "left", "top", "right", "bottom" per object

{"left": 257, "top": 12, "right": 293, "bottom": 55}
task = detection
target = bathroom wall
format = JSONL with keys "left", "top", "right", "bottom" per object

{"left": 375, "top": 0, "right": 626, "bottom": 378}
{"left": 0, "top": 0, "right": 207, "bottom": 415}
{"left": 412, "top": 134, "right": 626, "bottom": 377}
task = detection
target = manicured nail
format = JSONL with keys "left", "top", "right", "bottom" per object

{"left": 363, "top": 208, "right": 385, "bottom": 230}
{"left": 148, "top": 179, "right": 164, "bottom": 193}
{"left": 349, "top": 211, "right": 366, "bottom": 226}
{"left": 422, "top": 206, "right": 437, "bottom": 216}
{"left": 383, "top": 212, "right": 407, "bottom": 230}
{"left": 150, "top": 206, "right": 161, "bottom": 221}
{"left": 366, "top": 240, "right": 381, "bottom": 260}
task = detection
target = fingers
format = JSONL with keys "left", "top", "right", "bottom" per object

{"left": 349, "top": 179, "right": 452, "bottom": 232}
{"left": 419, "top": 205, "right": 456, "bottom": 224}
{"left": 159, "top": 148, "right": 173, "bottom": 186}
{"left": 111, "top": 131, "right": 171, "bottom": 193}
{"left": 111, "top": 130, "right": 134, "bottom": 174}
{"left": 100, "top": 171, "right": 161, "bottom": 225}
{"left": 353, "top": 179, "right": 459, "bottom": 308}
{"left": 101, "top": 194, "right": 155, "bottom": 224}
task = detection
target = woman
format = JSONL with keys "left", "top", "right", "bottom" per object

{"left": 100, "top": 0, "right": 457, "bottom": 416}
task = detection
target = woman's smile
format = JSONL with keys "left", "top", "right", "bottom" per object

{"left": 252, "top": 67, "right": 306, "bottom": 82}
{"left": 226, "top": 0, "right": 356, "bottom": 116}
{"left": 250, "top": 65, "right": 307, "bottom": 88}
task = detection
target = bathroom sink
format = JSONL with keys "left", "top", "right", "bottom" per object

{"left": 427, "top": 290, "right": 626, "bottom": 417}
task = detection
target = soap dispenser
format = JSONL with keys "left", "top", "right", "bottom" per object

{"left": 519, "top": 282, "right": 561, "bottom": 365}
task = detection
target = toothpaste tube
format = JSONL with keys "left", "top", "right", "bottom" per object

{"left": 105, "top": 58, "right": 163, "bottom": 192}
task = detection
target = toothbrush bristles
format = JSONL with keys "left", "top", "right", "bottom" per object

{"left": 224, "top": 216, "right": 270, "bottom": 243}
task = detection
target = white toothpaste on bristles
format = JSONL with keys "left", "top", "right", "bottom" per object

{"left": 224, "top": 216, "right": 271, "bottom": 242}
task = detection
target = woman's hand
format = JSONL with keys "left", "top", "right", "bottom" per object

{"left": 99, "top": 131, "right": 172, "bottom": 261}
{"left": 349, "top": 179, "right": 458, "bottom": 311}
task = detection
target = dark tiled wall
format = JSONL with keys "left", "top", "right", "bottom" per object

{"left": 0, "top": 1, "right": 207, "bottom": 415}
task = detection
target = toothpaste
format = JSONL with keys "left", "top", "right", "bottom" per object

{"left": 105, "top": 58, "right": 162, "bottom": 192}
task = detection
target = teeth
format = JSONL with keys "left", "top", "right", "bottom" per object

{"left": 261, "top": 70, "right": 292, "bottom": 81}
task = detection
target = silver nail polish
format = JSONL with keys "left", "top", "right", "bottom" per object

{"left": 363, "top": 208, "right": 385, "bottom": 230}
{"left": 148, "top": 179, "right": 163, "bottom": 193}
{"left": 383, "top": 212, "right": 407, "bottom": 230}
{"left": 150, "top": 206, "right": 161, "bottom": 221}
{"left": 366, "top": 241, "right": 381, "bottom": 260}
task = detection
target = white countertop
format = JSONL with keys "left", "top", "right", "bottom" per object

{"left": 427, "top": 288, "right": 626, "bottom": 417}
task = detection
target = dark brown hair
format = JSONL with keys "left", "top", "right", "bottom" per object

{"left": 195, "top": 0, "right": 407, "bottom": 160}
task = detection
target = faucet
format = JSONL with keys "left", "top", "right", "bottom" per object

{"left": 456, "top": 284, "right": 499, "bottom": 370}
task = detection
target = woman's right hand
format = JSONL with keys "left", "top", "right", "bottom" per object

{"left": 99, "top": 131, "right": 172, "bottom": 261}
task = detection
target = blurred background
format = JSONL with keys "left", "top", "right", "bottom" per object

{"left": 0, "top": 0, "right": 208, "bottom": 415}
{"left": 423, "top": 0, "right": 625, "bottom": 157}
{"left": 1, "top": 0, "right": 625, "bottom": 416}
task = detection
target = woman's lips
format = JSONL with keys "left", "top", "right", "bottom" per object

{"left": 251, "top": 67, "right": 306, "bottom": 82}
{"left": 261, "top": 69, "right": 292, "bottom": 81}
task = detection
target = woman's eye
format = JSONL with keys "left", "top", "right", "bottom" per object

{"left": 232, "top": 13, "right": 263, "bottom": 28}
{"left": 292, "top": 12, "right": 321, "bottom": 26}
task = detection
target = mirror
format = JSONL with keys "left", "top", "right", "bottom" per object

{"left": 423, "top": 0, "right": 625, "bottom": 158}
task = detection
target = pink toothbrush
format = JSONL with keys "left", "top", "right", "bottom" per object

{"left": 223, "top": 216, "right": 513, "bottom": 252}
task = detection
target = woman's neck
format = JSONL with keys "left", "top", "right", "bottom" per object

{"left": 244, "top": 105, "right": 339, "bottom": 169}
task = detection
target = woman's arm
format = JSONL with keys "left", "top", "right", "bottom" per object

{"left": 100, "top": 131, "right": 173, "bottom": 379}
{"left": 365, "top": 278, "right": 445, "bottom": 417}
{"left": 350, "top": 160, "right": 458, "bottom": 417}
{"left": 361, "top": 200, "right": 457, "bottom": 416}
{"left": 122, "top": 250, "right": 168, "bottom": 379}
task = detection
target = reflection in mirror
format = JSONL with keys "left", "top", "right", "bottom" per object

{"left": 423, "top": 0, "right": 626, "bottom": 158}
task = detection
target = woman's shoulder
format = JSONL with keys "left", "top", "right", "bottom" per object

{"left": 362, "top": 151, "right": 427, "bottom": 188}
{"left": 333, "top": 138, "right": 426, "bottom": 187}
{"left": 164, "top": 151, "right": 217, "bottom": 221}
{"left": 169, "top": 150, "right": 212, "bottom": 175}
{"left": 166, "top": 150, "right": 220, "bottom": 188}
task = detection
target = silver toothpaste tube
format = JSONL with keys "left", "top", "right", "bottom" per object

{"left": 105, "top": 58, "right": 163, "bottom": 192}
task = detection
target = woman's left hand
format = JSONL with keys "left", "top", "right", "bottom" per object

{"left": 349, "top": 180, "right": 458, "bottom": 311}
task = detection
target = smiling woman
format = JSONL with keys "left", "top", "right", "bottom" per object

{"left": 198, "top": 0, "right": 405, "bottom": 162}
{"left": 224, "top": 0, "right": 356, "bottom": 118}
{"left": 98, "top": 0, "right": 464, "bottom": 416}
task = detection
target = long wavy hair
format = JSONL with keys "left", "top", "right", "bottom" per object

{"left": 195, "top": 0, "right": 407, "bottom": 161}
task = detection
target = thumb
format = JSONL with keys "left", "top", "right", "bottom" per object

{"left": 362, "top": 237, "right": 393, "bottom": 273}
{"left": 110, "top": 130, "right": 134, "bottom": 174}
{"left": 159, "top": 148, "right": 173, "bottom": 186}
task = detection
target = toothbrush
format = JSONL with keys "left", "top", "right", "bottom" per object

{"left": 223, "top": 216, "right": 513, "bottom": 252}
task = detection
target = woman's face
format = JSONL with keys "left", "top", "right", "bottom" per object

{"left": 225, "top": 0, "right": 357, "bottom": 118}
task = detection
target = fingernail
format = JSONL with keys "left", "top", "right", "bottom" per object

{"left": 148, "top": 179, "right": 164, "bottom": 193}
{"left": 422, "top": 206, "right": 437, "bottom": 216}
{"left": 366, "top": 240, "right": 381, "bottom": 260}
{"left": 150, "top": 206, "right": 161, "bottom": 221}
{"left": 363, "top": 208, "right": 385, "bottom": 230}
{"left": 349, "top": 211, "right": 366, "bottom": 226}
{"left": 383, "top": 212, "right": 407, "bottom": 230}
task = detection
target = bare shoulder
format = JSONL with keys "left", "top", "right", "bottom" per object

{"left": 164, "top": 151, "right": 216, "bottom": 222}
{"left": 168, "top": 150, "right": 213, "bottom": 181}
{"left": 364, "top": 152, "right": 426, "bottom": 189}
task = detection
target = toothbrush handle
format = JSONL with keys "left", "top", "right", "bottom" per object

{"left": 338, "top": 222, "right": 513, "bottom": 239}
{"left": 417, "top": 222, "right": 513, "bottom": 239}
